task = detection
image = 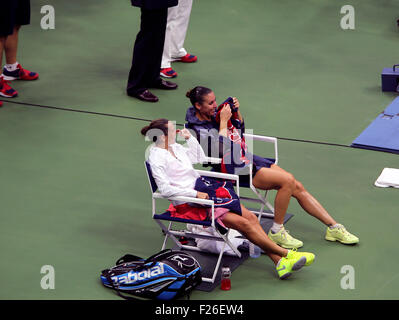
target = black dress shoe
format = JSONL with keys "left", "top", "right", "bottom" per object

{"left": 153, "top": 79, "right": 178, "bottom": 90}
{"left": 128, "top": 89, "right": 159, "bottom": 102}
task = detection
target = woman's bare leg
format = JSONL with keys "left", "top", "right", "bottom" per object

{"left": 221, "top": 205, "right": 289, "bottom": 265}
{"left": 270, "top": 165, "right": 337, "bottom": 226}
{"left": 0, "top": 36, "right": 6, "bottom": 68}
{"left": 252, "top": 166, "right": 296, "bottom": 225}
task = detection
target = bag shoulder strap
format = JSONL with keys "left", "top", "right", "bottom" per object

{"left": 145, "top": 249, "right": 173, "bottom": 263}
{"left": 115, "top": 254, "right": 144, "bottom": 265}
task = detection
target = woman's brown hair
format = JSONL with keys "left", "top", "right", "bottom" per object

{"left": 140, "top": 118, "right": 169, "bottom": 142}
{"left": 186, "top": 86, "right": 212, "bottom": 107}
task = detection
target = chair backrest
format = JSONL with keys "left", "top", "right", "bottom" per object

{"left": 144, "top": 161, "right": 158, "bottom": 194}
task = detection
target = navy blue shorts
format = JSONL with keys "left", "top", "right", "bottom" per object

{"left": 239, "top": 154, "right": 275, "bottom": 187}
{"left": 0, "top": 0, "right": 31, "bottom": 36}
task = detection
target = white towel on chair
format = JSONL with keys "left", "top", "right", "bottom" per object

{"left": 186, "top": 224, "right": 245, "bottom": 256}
{"left": 375, "top": 168, "right": 399, "bottom": 188}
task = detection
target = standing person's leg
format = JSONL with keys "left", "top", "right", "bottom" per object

{"left": 127, "top": 8, "right": 157, "bottom": 97}
{"left": 127, "top": 8, "right": 176, "bottom": 101}
{"left": 0, "top": 0, "right": 17, "bottom": 68}
{"left": 0, "top": 36, "right": 5, "bottom": 71}
{"left": 145, "top": 8, "right": 170, "bottom": 87}
{"left": 170, "top": 0, "right": 193, "bottom": 60}
{"left": 4, "top": 25, "right": 20, "bottom": 66}
{"left": 0, "top": 34, "right": 18, "bottom": 98}
{"left": 1, "top": 0, "right": 38, "bottom": 82}
{"left": 2, "top": 24, "right": 38, "bottom": 81}
{"left": 0, "top": 37, "right": 4, "bottom": 105}
{"left": 0, "top": 0, "right": 18, "bottom": 98}
{"left": 161, "top": 6, "right": 179, "bottom": 70}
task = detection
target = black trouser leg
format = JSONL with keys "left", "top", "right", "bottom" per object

{"left": 127, "top": 8, "right": 168, "bottom": 95}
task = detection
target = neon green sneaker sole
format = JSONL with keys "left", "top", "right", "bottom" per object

{"left": 325, "top": 225, "right": 359, "bottom": 244}
{"left": 325, "top": 236, "right": 359, "bottom": 244}
{"left": 276, "top": 256, "right": 307, "bottom": 280}
{"left": 286, "top": 250, "right": 315, "bottom": 267}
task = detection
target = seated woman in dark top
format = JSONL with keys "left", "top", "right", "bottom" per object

{"left": 185, "top": 86, "right": 359, "bottom": 249}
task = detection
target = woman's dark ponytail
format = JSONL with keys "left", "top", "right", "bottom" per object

{"left": 186, "top": 86, "right": 212, "bottom": 106}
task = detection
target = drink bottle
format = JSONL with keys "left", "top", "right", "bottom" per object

{"left": 249, "top": 242, "right": 261, "bottom": 258}
{"left": 220, "top": 266, "right": 231, "bottom": 290}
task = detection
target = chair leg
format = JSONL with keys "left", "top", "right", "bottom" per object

{"left": 244, "top": 187, "right": 275, "bottom": 219}
{"left": 209, "top": 242, "right": 227, "bottom": 283}
{"left": 257, "top": 202, "right": 265, "bottom": 221}
{"left": 161, "top": 231, "right": 169, "bottom": 250}
{"left": 258, "top": 189, "right": 275, "bottom": 219}
{"left": 155, "top": 220, "right": 243, "bottom": 284}
{"left": 156, "top": 220, "right": 183, "bottom": 250}
{"left": 204, "top": 232, "right": 243, "bottom": 283}
{"left": 221, "top": 233, "right": 242, "bottom": 258}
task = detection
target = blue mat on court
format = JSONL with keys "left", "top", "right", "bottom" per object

{"left": 351, "top": 97, "right": 399, "bottom": 154}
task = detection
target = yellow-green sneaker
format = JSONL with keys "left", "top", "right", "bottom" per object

{"left": 286, "top": 249, "right": 315, "bottom": 267}
{"left": 268, "top": 227, "right": 303, "bottom": 249}
{"left": 276, "top": 255, "right": 307, "bottom": 280}
{"left": 325, "top": 224, "right": 359, "bottom": 244}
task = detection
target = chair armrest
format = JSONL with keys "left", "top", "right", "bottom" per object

{"left": 153, "top": 192, "right": 217, "bottom": 226}
{"left": 201, "top": 156, "right": 222, "bottom": 164}
{"left": 195, "top": 169, "right": 239, "bottom": 181}
{"left": 243, "top": 133, "right": 277, "bottom": 144}
{"left": 243, "top": 133, "right": 278, "bottom": 165}
{"left": 153, "top": 192, "right": 214, "bottom": 206}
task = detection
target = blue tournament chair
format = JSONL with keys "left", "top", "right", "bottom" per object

{"left": 240, "top": 133, "right": 278, "bottom": 220}
{"left": 206, "top": 133, "right": 279, "bottom": 221}
{"left": 144, "top": 160, "right": 242, "bottom": 284}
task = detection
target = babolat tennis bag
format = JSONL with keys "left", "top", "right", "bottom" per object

{"left": 101, "top": 249, "right": 202, "bottom": 300}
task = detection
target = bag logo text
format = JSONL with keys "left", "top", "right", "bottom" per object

{"left": 112, "top": 264, "right": 165, "bottom": 285}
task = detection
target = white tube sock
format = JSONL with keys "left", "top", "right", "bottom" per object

{"left": 271, "top": 222, "right": 283, "bottom": 234}
{"left": 4, "top": 62, "right": 19, "bottom": 72}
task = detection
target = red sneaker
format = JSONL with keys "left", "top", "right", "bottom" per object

{"left": 160, "top": 67, "right": 178, "bottom": 78}
{"left": 2, "top": 64, "right": 39, "bottom": 81}
{"left": 0, "top": 100, "right": 3, "bottom": 107}
{"left": 0, "top": 76, "right": 18, "bottom": 97}
{"left": 173, "top": 53, "right": 198, "bottom": 63}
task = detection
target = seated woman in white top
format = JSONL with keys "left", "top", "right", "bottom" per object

{"left": 141, "top": 118, "right": 315, "bottom": 280}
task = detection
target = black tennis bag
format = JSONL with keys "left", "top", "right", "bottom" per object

{"left": 101, "top": 249, "right": 202, "bottom": 300}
